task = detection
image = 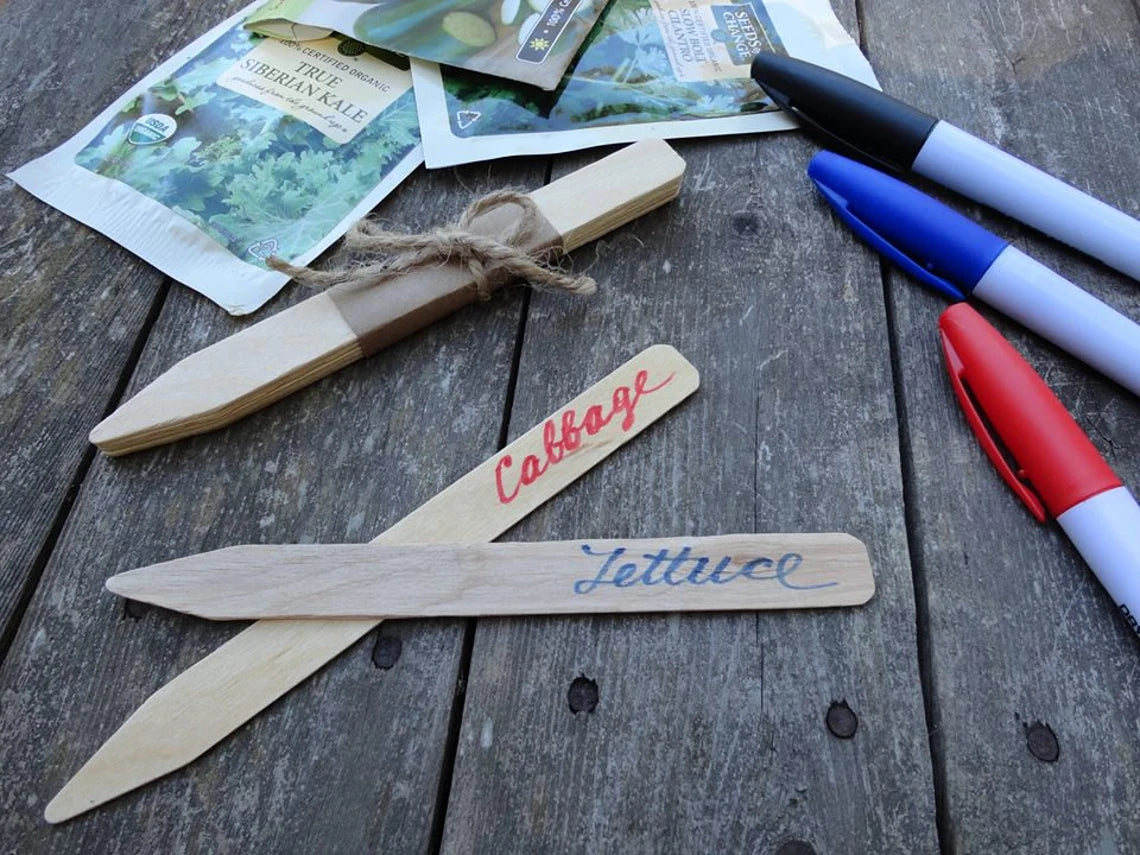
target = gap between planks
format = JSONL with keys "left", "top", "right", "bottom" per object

{"left": 0, "top": 276, "right": 173, "bottom": 666}
{"left": 427, "top": 154, "right": 555, "bottom": 855}
{"left": 877, "top": 259, "right": 953, "bottom": 855}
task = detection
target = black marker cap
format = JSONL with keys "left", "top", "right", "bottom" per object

{"left": 751, "top": 51, "right": 938, "bottom": 171}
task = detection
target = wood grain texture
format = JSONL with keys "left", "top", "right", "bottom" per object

{"left": 865, "top": 0, "right": 1140, "bottom": 849}
{"left": 5, "top": 0, "right": 1139, "bottom": 850}
{"left": 45, "top": 345, "right": 697, "bottom": 824}
{"left": 0, "top": 0, "right": 252, "bottom": 649}
{"left": 530, "top": 139, "right": 685, "bottom": 249}
{"left": 0, "top": 148, "right": 545, "bottom": 848}
{"left": 104, "top": 534, "right": 875, "bottom": 619}
{"left": 438, "top": 7, "right": 940, "bottom": 848}
{"left": 88, "top": 292, "right": 364, "bottom": 456}
{"left": 89, "top": 139, "right": 685, "bottom": 457}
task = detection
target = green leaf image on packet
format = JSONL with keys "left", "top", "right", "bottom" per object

{"left": 246, "top": 0, "right": 610, "bottom": 91}
{"left": 8, "top": 3, "right": 423, "bottom": 315}
{"left": 411, "top": 0, "right": 878, "bottom": 167}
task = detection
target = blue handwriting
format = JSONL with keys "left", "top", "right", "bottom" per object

{"left": 572, "top": 545, "right": 839, "bottom": 595}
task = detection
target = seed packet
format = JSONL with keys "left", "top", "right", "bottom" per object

{"left": 246, "top": 0, "right": 611, "bottom": 91}
{"left": 410, "top": 0, "right": 877, "bottom": 168}
{"left": 9, "top": 3, "right": 423, "bottom": 315}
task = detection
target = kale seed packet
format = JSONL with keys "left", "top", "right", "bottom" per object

{"left": 8, "top": 3, "right": 423, "bottom": 315}
{"left": 411, "top": 0, "right": 877, "bottom": 168}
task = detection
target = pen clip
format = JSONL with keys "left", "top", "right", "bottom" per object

{"left": 939, "top": 330, "right": 1048, "bottom": 522}
{"left": 813, "top": 179, "right": 967, "bottom": 300}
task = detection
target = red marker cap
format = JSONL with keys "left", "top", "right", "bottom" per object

{"left": 938, "top": 303, "right": 1120, "bottom": 521}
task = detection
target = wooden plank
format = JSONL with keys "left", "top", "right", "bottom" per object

{"left": 0, "top": 142, "right": 546, "bottom": 849}
{"left": 0, "top": 0, "right": 256, "bottom": 647}
{"left": 438, "top": 12, "right": 940, "bottom": 852}
{"left": 864, "top": 0, "right": 1140, "bottom": 849}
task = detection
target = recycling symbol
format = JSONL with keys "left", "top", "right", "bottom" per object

{"left": 456, "top": 110, "right": 482, "bottom": 130}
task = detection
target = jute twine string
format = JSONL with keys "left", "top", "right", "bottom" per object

{"left": 269, "top": 190, "right": 596, "bottom": 300}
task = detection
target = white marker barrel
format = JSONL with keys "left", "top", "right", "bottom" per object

{"left": 1057, "top": 486, "right": 1140, "bottom": 638}
{"left": 972, "top": 246, "right": 1140, "bottom": 396}
{"left": 914, "top": 122, "right": 1140, "bottom": 282}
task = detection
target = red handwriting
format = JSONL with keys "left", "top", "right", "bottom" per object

{"left": 495, "top": 369, "right": 676, "bottom": 504}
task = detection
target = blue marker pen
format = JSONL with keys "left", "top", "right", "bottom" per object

{"left": 753, "top": 52, "right": 1140, "bottom": 284}
{"left": 809, "top": 150, "right": 1140, "bottom": 397}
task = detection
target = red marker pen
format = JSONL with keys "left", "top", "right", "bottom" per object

{"left": 939, "top": 303, "right": 1140, "bottom": 639}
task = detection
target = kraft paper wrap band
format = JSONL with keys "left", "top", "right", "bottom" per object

{"left": 327, "top": 202, "right": 564, "bottom": 357}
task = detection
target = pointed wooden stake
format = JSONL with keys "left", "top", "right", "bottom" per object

{"left": 90, "top": 139, "right": 686, "bottom": 456}
{"left": 105, "top": 534, "right": 875, "bottom": 620}
{"left": 47, "top": 344, "right": 698, "bottom": 823}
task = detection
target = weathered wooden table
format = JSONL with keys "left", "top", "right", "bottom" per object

{"left": 3, "top": 0, "right": 1139, "bottom": 851}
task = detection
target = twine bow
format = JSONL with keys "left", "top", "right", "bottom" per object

{"left": 269, "top": 190, "right": 596, "bottom": 299}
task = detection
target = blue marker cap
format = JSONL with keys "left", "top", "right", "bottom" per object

{"left": 807, "top": 150, "right": 1008, "bottom": 300}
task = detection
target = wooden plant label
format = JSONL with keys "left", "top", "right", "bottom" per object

{"left": 89, "top": 139, "right": 686, "bottom": 456}
{"left": 46, "top": 344, "right": 699, "bottom": 823}
{"left": 105, "top": 534, "right": 875, "bottom": 620}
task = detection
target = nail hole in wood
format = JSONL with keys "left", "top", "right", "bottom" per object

{"left": 567, "top": 674, "right": 598, "bottom": 714}
{"left": 1025, "top": 720, "right": 1060, "bottom": 763}
{"left": 730, "top": 211, "right": 760, "bottom": 238}
{"left": 123, "top": 599, "right": 147, "bottom": 620}
{"left": 371, "top": 634, "right": 402, "bottom": 670}
{"left": 825, "top": 700, "right": 858, "bottom": 739}
{"left": 775, "top": 840, "right": 817, "bottom": 855}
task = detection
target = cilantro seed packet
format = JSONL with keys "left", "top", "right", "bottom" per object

{"left": 411, "top": 0, "right": 877, "bottom": 168}
{"left": 9, "top": 3, "right": 423, "bottom": 315}
{"left": 246, "top": 0, "right": 611, "bottom": 91}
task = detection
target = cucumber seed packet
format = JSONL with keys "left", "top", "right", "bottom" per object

{"left": 9, "top": 3, "right": 423, "bottom": 315}
{"left": 411, "top": 0, "right": 877, "bottom": 168}
{"left": 246, "top": 0, "right": 611, "bottom": 91}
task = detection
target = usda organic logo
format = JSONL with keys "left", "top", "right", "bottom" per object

{"left": 337, "top": 38, "right": 366, "bottom": 56}
{"left": 128, "top": 114, "right": 178, "bottom": 146}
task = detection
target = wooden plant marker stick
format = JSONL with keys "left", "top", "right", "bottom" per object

{"left": 90, "top": 139, "right": 686, "bottom": 456}
{"left": 105, "top": 535, "right": 875, "bottom": 620}
{"left": 46, "top": 344, "right": 699, "bottom": 823}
